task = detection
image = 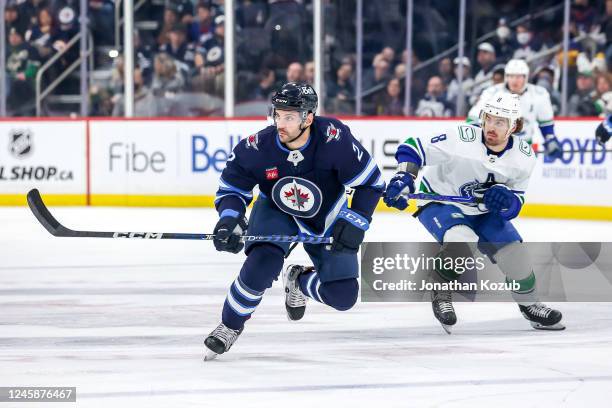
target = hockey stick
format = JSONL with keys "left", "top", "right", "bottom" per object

{"left": 405, "top": 192, "right": 481, "bottom": 204}
{"left": 26, "top": 189, "right": 332, "bottom": 244}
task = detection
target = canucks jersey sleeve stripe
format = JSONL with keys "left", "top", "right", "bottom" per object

{"left": 344, "top": 157, "right": 377, "bottom": 188}
{"left": 422, "top": 176, "right": 435, "bottom": 193}
{"left": 396, "top": 138, "right": 424, "bottom": 166}
{"left": 416, "top": 138, "right": 427, "bottom": 166}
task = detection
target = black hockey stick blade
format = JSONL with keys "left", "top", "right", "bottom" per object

{"left": 27, "top": 188, "right": 79, "bottom": 237}
{"left": 27, "top": 188, "right": 186, "bottom": 239}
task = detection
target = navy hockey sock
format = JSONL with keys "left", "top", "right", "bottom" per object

{"left": 222, "top": 244, "right": 285, "bottom": 330}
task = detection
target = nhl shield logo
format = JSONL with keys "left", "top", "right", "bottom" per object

{"left": 271, "top": 176, "right": 323, "bottom": 218}
{"left": 8, "top": 129, "right": 33, "bottom": 159}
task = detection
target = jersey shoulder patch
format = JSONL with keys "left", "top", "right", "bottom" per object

{"left": 456, "top": 124, "right": 479, "bottom": 142}
{"left": 517, "top": 139, "right": 534, "bottom": 157}
{"left": 316, "top": 116, "right": 347, "bottom": 144}
{"left": 245, "top": 132, "right": 260, "bottom": 150}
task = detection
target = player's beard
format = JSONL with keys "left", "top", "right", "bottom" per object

{"left": 278, "top": 126, "right": 305, "bottom": 145}
{"left": 485, "top": 129, "right": 503, "bottom": 147}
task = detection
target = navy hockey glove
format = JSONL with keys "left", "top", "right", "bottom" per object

{"left": 483, "top": 185, "right": 521, "bottom": 220}
{"left": 595, "top": 116, "right": 612, "bottom": 145}
{"left": 543, "top": 135, "right": 563, "bottom": 160}
{"left": 383, "top": 171, "right": 415, "bottom": 211}
{"left": 213, "top": 209, "right": 248, "bottom": 253}
{"left": 330, "top": 209, "right": 370, "bottom": 253}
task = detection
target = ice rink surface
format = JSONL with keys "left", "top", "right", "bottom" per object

{"left": 1, "top": 206, "right": 612, "bottom": 408}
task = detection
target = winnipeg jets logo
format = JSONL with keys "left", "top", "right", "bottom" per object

{"left": 325, "top": 123, "right": 341, "bottom": 143}
{"left": 271, "top": 177, "right": 322, "bottom": 218}
{"left": 245, "top": 133, "right": 259, "bottom": 150}
{"left": 284, "top": 182, "right": 310, "bottom": 209}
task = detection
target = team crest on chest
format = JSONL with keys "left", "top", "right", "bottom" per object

{"left": 271, "top": 177, "right": 323, "bottom": 218}
{"left": 325, "top": 123, "right": 341, "bottom": 143}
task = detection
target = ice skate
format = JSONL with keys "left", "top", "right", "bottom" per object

{"left": 431, "top": 290, "right": 457, "bottom": 334}
{"left": 282, "top": 264, "right": 310, "bottom": 321}
{"left": 519, "top": 303, "right": 565, "bottom": 331}
{"left": 204, "top": 323, "right": 243, "bottom": 361}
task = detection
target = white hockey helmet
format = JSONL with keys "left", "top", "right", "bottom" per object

{"left": 504, "top": 59, "right": 530, "bottom": 92}
{"left": 479, "top": 92, "right": 522, "bottom": 136}
{"left": 505, "top": 59, "right": 530, "bottom": 77}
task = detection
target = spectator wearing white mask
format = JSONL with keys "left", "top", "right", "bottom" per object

{"left": 513, "top": 22, "right": 542, "bottom": 60}
{"left": 491, "top": 18, "right": 516, "bottom": 63}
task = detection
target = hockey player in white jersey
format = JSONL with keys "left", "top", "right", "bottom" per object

{"left": 468, "top": 59, "right": 563, "bottom": 160}
{"left": 384, "top": 92, "right": 565, "bottom": 333}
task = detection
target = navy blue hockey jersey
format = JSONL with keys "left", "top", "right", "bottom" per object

{"left": 215, "top": 116, "right": 385, "bottom": 236}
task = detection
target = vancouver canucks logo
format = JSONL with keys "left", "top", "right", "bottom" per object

{"left": 459, "top": 178, "right": 497, "bottom": 208}
{"left": 271, "top": 176, "right": 322, "bottom": 218}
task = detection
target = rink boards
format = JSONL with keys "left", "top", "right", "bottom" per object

{"left": 0, "top": 117, "right": 610, "bottom": 220}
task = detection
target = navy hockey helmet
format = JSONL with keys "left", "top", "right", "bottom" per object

{"left": 271, "top": 82, "right": 318, "bottom": 116}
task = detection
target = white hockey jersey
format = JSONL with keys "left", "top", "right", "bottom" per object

{"left": 397, "top": 123, "right": 537, "bottom": 215}
{"left": 467, "top": 83, "right": 555, "bottom": 143}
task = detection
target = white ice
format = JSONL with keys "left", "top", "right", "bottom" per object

{"left": 1, "top": 207, "right": 612, "bottom": 408}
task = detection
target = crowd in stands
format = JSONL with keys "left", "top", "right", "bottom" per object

{"left": 3, "top": 0, "right": 611, "bottom": 117}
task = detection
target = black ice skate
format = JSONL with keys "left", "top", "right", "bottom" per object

{"left": 431, "top": 290, "right": 457, "bottom": 334}
{"left": 282, "top": 265, "right": 310, "bottom": 321}
{"left": 519, "top": 303, "right": 565, "bottom": 331}
{"left": 204, "top": 323, "right": 243, "bottom": 361}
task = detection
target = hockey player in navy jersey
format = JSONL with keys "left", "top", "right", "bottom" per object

{"left": 203, "top": 82, "right": 385, "bottom": 360}
{"left": 384, "top": 92, "right": 564, "bottom": 333}
{"left": 595, "top": 114, "right": 611, "bottom": 146}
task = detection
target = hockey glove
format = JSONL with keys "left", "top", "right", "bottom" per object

{"left": 330, "top": 209, "right": 370, "bottom": 253}
{"left": 595, "top": 116, "right": 612, "bottom": 145}
{"left": 383, "top": 171, "right": 415, "bottom": 211}
{"left": 483, "top": 185, "right": 521, "bottom": 220}
{"left": 213, "top": 209, "right": 248, "bottom": 253}
{"left": 543, "top": 135, "right": 563, "bottom": 161}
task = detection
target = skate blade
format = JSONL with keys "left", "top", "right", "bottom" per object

{"left": 204, "top": 350, "right": 219, "bottom": 361}
{"left": 530, "top": 321, "right": 566, "bottom": 331}
{"left": 441, "top": 323, "right": 453, "bottom": 335}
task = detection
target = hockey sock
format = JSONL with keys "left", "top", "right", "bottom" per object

{"left": 494, "top": 242, "right": 538, "bottom": 305}
{"left": 298, "top": 272, "right": 359, "bottom": 311}
{"left": 222, "top": 244, "right": 285, "bottom": 330}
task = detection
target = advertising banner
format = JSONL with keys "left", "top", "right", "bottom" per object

{"left": 2, "top": 118, "right": 609, "bottom": 219}
{"left": 88, "top": 120, "right": 263, "bottom": 205}
{"left": 0, "top": 121, "right": 86, "bottom": 205}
